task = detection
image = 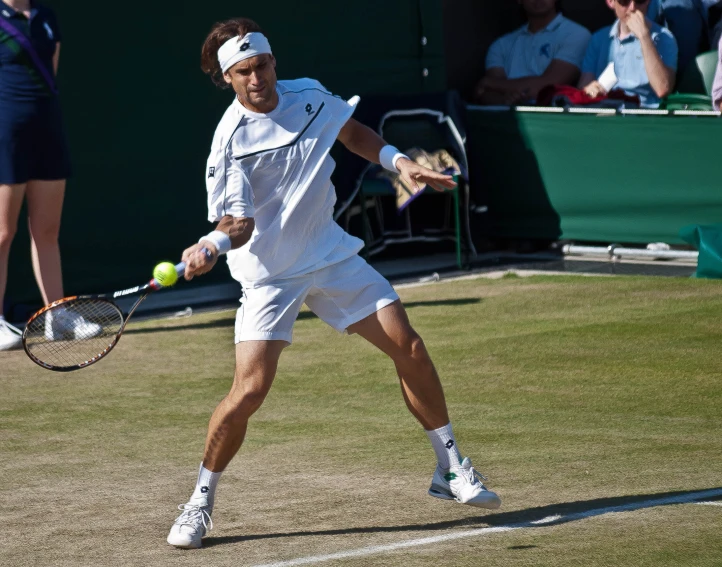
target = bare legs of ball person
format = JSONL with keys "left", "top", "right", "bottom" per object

{"left": 0, "top": 180, "right": 65, "bottom": 351}
{"left": 168, "top": 300, "right": 500, "bottom": 548}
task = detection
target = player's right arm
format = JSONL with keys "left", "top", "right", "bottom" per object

{"left": 182, "top": 216, "right": 255, "bottom": 280}
{"left": 183, "top": 125, "right": 256, "bottom": 280}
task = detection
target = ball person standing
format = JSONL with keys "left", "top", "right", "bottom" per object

{"left": 0, "top": 0, "right": 71, "bottom": 349}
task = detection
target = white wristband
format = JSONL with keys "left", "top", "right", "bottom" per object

{"left": 379, "top": 145, "right": 408, "bottom": 174}
{"left": 198, "top": 230, "right": 232, "bottom": 255}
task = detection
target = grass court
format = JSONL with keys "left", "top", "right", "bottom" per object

{"left": 2, "top": 274, "right": 721, "bottom": 566}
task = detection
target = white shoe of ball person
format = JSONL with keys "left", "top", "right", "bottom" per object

{"left": 428, "top": 457, "right": 502, "bottom": 509}
{"left": 167, "top": 497, "right": 213, "bottom": 549}
{"left": 44, "top": 309, "right": 103, "bottom": 341}
{"left": 0, "top": 318, "right": 23, "bottom": 351}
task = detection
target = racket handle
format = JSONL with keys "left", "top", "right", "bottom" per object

{"left": 172, "top": 247, "right": 213, "bottom": 278}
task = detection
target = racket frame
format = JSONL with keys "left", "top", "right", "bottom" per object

{"left": 22, "top": 259, "right": 192, "bottom": 372}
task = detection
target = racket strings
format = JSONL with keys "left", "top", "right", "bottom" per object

{"left": 24, "top": 300, "right": 124, "bottom": 369}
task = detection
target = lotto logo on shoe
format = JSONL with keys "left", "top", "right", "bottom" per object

{"left": 445, "top": 440, "right": 455, "bottom": 449}
{"left": 200, "top": 486, "right": 209, "bottom": 493}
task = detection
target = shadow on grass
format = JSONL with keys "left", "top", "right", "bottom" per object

{"left": 202, "top": 487, "right": 722, "bottom": 547}
{"left": 124, "top": 298, "right": 481, "bottom": 335}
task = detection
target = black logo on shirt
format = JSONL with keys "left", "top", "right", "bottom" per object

{"left": 240, "top": 41, "right": 250, "bottom": 52}
{"left": 208, "top": 167, "right": 215, "bottom": 178}
{"left": 305, "top": 104, "right": 314, "bottom": 115}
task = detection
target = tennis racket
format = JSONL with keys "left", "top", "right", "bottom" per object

{"left": 22, "top": 255, "right": 204, "bottom": 372}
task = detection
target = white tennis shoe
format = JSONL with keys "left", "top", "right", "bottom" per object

{"left": 44, "top": 309, "right": 103, "bottom": 341}
{"left": 428, "top": 457, "right": 501, "bottom": 509}
{"left": 167, "top": 499, "right": 213, "bottom": 549}
{"left": 0, "top": 319, "right": 22, "bottom": 351}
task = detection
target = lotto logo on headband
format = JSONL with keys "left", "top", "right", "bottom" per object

{"left": 218, "top": 32, "right": 273, "bottom": 72}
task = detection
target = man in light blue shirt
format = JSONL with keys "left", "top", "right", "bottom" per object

{"left": 579, "top": 0, "right": 678, "bottom": 108}
{"left": 475, "top": 0, "right": 591, "bottom": 105}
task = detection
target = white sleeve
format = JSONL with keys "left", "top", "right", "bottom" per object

{"left": 307, "top": 79, "right": 358, "bottom": 128}
{"left": 206, "top": 150, "right": 255, "bottom": 222}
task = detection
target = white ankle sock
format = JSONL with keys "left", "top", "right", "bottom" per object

{"left": 189, "top": 463, "right": 222, "bottom": 509}
{"left": 426, "top": 422, "right": 462, "bottom": 469}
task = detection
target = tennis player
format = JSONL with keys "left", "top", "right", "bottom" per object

{"left": 167, "top": 17, "right": 501, "bottom": 549}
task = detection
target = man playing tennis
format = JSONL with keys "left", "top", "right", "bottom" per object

{"left": 168, "top": 17, "right": 501, "bottom": 549}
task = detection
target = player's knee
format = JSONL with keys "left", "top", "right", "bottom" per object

{"left": 0, "top": 226, "right": 16, "bottom": 251}
{"left": 398, "top": 332, "right": 431, "bottom": 366}
{"left": 229, "top": 381, "right": 270, "bottom": 416}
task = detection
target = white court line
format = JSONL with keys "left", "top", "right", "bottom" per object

{"left": 696, "top": 501, "right": 722, "bottom": 506}
{"left": 251, "top": 488, "right": 722, "bottom": 567}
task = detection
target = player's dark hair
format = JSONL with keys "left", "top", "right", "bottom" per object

{"left": 201, "top": 18, "right": 266, "bottom": 88}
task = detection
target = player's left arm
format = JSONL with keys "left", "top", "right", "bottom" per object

{"left": 337, "top": 118, "right": 456, "bottom": 193}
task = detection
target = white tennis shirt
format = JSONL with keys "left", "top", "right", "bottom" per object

{"left": 205, "top": 79, "right": 364, "bottom": 287}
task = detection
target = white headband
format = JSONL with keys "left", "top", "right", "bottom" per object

{"left": 218, "top": 32, "right": 273, "bottom": 73}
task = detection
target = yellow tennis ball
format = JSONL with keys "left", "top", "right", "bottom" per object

{"left": 153, "top": 261, "right": 178, "bottom": 287}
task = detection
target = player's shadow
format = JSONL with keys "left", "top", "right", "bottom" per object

{"left": 123, "top": 298, "right": 481, "bottom": 335}
{"left": 202, "top": 487, "right": 721, "bottom": 547}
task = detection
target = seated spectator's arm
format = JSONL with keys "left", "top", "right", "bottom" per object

{"left": 577, "top": 31, "right": 609, "bottom": 96}
{"left": 476, "top": 61, "right": 582, "bottom": 104}
{"left": 474, "top": 68, "right": 529, "bottom": 105}
{"left": 487, "top": 60, "right": 582, "bottom": 96}
{"left": 628, "top": 12, "right": 677, "bottom": 98}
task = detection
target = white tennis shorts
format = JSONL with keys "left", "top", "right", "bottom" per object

{"left": 234, "top": 254, "right": 399, "bottom": 344}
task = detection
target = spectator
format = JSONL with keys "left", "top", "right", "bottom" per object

{"left": 648, "top": 0, "right": 708, "bottom": 73}
{"left": 712, "top": 33, "right": 722, "bottom": 108}
{"left": 579, "top": 0, "right": 678, "bottom": 108}
{"left": 0, "top": 0, "right": 70, "bottom": 350}
{"left": 474, "top": 0, "right": 591, "bottom": 105}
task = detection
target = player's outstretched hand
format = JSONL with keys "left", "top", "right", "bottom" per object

{"left": 397, "top": 158, "right": 457, "bottom": 194}
{"left": 181, "top": 243, "right": 218, "bottom": 281}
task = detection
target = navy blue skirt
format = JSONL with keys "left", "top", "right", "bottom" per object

{"left": 0, "top": 97, "right": 71, "bottom": 184}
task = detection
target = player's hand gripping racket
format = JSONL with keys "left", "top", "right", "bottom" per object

{"left": 22, "top": 254, "right": 206, "bottom": 372}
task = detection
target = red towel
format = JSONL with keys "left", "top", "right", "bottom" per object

{"left": 537, "top": 85, "right": 641, "bottom": 107}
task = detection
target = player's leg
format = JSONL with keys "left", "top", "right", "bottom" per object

{"left": 348, "top": 301, "right": 501, "bottom": 509}
{"left": 168, "top": 279, "right": 309, "bottom": 548}
{"left": 306, "top": 254, "right": 500, "bottom": 509}
{"left": 348, "top": 300, "right": 448, "bottom": 429}
{"left": 203, "top": 339, "right": 286, "bottom": 473}
{"left": 0, "top": 183, "right": 26, "bottom": 350}
{"left": 167, "top": 340, "right": 285, "bottom": 548}
{"left": 25, "top": 179, "right": 65, "bottom": 305}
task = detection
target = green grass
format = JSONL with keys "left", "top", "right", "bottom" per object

{"left": 1, "top": 275, "right": 720, "bottom": 566}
